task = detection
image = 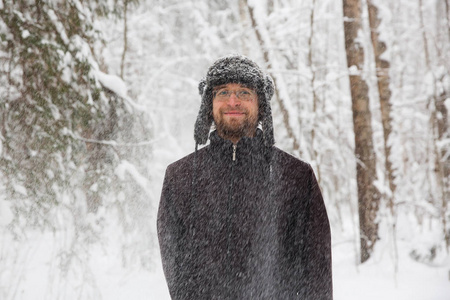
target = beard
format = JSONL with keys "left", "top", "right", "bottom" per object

{"left": 213, "top": 107, "right": 259, "bottom": 141}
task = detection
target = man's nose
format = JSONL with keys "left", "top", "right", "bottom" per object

{"left": 227, "top": 92, "right": 241, "bottom": 106}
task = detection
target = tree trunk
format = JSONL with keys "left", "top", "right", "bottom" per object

{"left": 436, "top": 83, "right": 450, "bottom": 249}
{"left": 419, "top": 0, "right": 450, "bottom": 249}
{"left": 435, "top": 2, "right": 450, "bottom": 250}
{"left": 245, "top": 0, "right": 300, "bottom": 152}
{"left": 367, "top": 0, "right": 396, "bottom": 211}
{"left": 239, "top": 0, "right": 250, "bottom": 56}
{"left": 307, "top": 0, "right": 321, "bottom": 185}
{"left": 120, "top": 0, "right": 128, "bottom": 79}
{"left": 343, "top": 0, "right": 381, "bottom": 263}
{"left": 446, "top": 0, "right": 450, "bottom": 40}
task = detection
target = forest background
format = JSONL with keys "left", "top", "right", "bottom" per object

{"left": 0, "top": 0, "right": 449, "bottom": 299}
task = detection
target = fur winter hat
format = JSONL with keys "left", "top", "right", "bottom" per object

{"left": 194, "top": 54, "right": 275, "bottom": 147}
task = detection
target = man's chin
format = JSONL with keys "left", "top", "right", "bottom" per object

{"left": 220, "top": 126, "right": 244, "bottom": 136}
{"left": 221, "top": 117, "right": 245, "bottom": 128}
{"left": 214, "top": 116, "right": 258, "bottom": 140}
{"left": 217, "top": 123, "right": 256, "bottom": 140}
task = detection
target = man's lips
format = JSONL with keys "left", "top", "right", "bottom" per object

{"left": 223, "top": 111, "right": 245, "bottom": 116}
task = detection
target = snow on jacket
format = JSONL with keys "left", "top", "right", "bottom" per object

{"left": 157, "top": 129, "right": 333, "bottom": 299}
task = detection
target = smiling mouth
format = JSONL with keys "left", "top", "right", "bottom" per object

{"left": 224, "top": 111, "right": 245, "bottom": 115}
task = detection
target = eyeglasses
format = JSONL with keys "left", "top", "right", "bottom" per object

{"left": 213, "top": 87, "right": 256, "bottom": 101}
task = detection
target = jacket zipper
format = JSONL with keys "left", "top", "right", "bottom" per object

{"left": 232, "top": 144, "right": 237, "bottom": 161}
{"left": 226, "top": 144, "right": 237, "bottom": 293}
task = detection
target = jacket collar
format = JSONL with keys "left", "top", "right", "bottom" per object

{"left": 208, "top": 129, "right": 271, "bottom": 162}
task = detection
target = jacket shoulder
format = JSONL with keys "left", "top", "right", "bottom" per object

{"left": 271, "top": 147, "right": 312, "bottom": 171}
{"left": 165, "top": 146, "right": 209, "bottom": 178}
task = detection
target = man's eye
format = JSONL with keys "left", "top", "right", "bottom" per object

{"left": 218, "top": 90, "right": 229, "bottom": 96}
{"left": 239, "top": 90, "right": 251, "bottom": 96}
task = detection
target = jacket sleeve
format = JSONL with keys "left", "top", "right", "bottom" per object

{"left": 157, "top": 166, "right": 185, "bottom": 299}
{"left": 302, "top": 164, "right": 333, "bottom": 299}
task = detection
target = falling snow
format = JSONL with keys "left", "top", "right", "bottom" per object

{"left": 1, "top": 1, "right": 449, "bottom": 299}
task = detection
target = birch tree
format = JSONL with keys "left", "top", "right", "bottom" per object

{"left": 343, "top": 0, "right": 381, "bottom": 263}
{"left": 418, "top": 0, "right": 450, "bottom": 249}
{"left": 367, "top": 0, "right": 396, "bottom": 210}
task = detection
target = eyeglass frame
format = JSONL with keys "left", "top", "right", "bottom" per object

{"left": 212, "top": 86, "right": 257, "bottom": 102}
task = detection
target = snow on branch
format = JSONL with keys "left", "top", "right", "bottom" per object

{"left": 61, "top": 127, "right": 160, "bottom": 147}
{"left": 96, "top": 70, "right": 147, "bottom": 112}
{"left": 115, "top": 160, "right": 152, "bottom": 197}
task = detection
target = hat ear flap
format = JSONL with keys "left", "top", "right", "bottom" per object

{"left": 261, "top": 74, "right": 275, "bottom": 147}
{"left": 198, "top": 78, "right": 207, "bottom": 95}
{"left": 194, "top": 86, "right": 214, "bottom": 145}
{"left": 264, "top": 75, "right": 275, "bottom": 101}
{"left": 262, "top": 102, "right": 275, "bottom": 147}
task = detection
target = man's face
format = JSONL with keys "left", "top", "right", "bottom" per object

{"left": 212, "top": 83, "right": 259, "bottom": 144}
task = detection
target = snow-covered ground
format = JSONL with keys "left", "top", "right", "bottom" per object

{"left": 333, "top": 240, "right": 449, "bottom": 300}
{"left": 1, "top": 227, "right": 448, "bottom": 299}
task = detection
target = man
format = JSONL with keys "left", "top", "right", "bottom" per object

{"left": 157, "top": 55, "right": 332, "bottom": 299}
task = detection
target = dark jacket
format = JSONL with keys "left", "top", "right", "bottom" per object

{"left": 157, "top": 130, "right": 332, "bottom": 299}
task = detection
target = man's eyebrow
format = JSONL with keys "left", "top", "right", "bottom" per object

{"left": 213, "top": 85, "right": 227, "bottom": 91}
{"left": 213, "top": 84, "right": 251, "bottom": 90}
